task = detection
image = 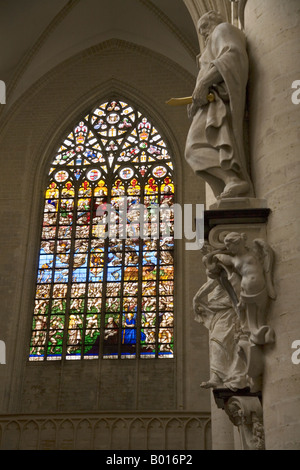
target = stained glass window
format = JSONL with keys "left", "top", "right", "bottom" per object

{"left": 29, "top": 99, "right": 174, "bottom": 361}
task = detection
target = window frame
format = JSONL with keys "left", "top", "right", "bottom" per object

{"left": 29, "top": 98, "right": 176, "bottom": 362}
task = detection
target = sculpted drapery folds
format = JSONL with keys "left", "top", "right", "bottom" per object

{"left": 193, "top": 243, "right": 251, "bottom": 391}
{"left": 194, "top": 234, "right": 276, "bottom": 392}
{"left": 185, "top": 10, "right": 254, "bottom": 199}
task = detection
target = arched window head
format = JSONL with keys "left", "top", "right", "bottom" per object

{"left": 29, "top": 99, "right": 175, "bottom": 361}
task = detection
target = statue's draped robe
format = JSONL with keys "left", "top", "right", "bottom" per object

{"left": 185, "top": 22, "right": 252, "bottom": 197}
{"left": 206, "top": 276, "right": 249, "bottom": 391}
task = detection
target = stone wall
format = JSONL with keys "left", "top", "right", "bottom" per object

{"left": 245, "top": 0, "right": 300, "bottom": 450}
{"left": 0, "top": 39, "right": 210, "bottom": 440}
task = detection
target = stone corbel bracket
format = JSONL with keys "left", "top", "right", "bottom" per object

{"left": 213, "top": 389, "right": 265, "bottom": 450}
{"left": 225, "top": 396, "right": 265, "bottom": 450}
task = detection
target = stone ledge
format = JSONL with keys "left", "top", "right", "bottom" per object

{"left": 204, "top": 208, "right": 271, "bottom": 239}
{"left": 213, "top": 388, "right": 262, "bottom": 410}
{"left": 209, "top": 197, "right": 268, "bottom": 210}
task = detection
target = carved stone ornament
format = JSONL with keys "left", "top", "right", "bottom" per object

{"left": 194, "top": 232, "right": 276, "bottom": 392}
{"left": 224, "top": 396, "right": 265, "bottom": 450}
{"left": 194, "top": 243, "right": 251, "bottom": 391}
{"left": 228, "top": 0, "right": 248, "bottom": 30}
{"left": 185, "top": 10, "right": 254, "bottom": 200}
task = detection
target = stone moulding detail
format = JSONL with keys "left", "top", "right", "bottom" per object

{"left": 0, "top": 412, "right": 211, "bottom": 450}
{"left": 224, "top": 395, "right": 265, "bottom": 450}
{"left": 0, "top": 38, "right": 195, "bottom": 136}
{"left": 138, "top": 0, "right": 198, "bottom": 58}
{"left": 5, "top": 0, "right": 82, "bottom": 100}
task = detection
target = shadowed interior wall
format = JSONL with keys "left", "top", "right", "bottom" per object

{"left": 0, "top": 41, "right": 209, "bottom": 423}
{"left": 245, "top": 0, "right": 300, "bottom": 450}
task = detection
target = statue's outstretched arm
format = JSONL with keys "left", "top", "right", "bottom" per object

{"left": 213, "top": 253, "right": 233, "bottom": 267}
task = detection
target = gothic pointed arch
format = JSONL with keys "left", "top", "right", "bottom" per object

{"left": 29, "top": 97, "right": 175, "bottom": 361}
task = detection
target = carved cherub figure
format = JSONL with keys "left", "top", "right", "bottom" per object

{"left": 213, "top": 232, "right": 276, "bottom": 345}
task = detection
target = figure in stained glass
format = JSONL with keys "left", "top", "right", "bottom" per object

{"left": 30, "top": 98, "right": 174, "bottom": 361}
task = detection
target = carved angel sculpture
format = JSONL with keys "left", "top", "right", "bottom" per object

{"left": 212, "top": 232, "right": 276, "bottom": 346}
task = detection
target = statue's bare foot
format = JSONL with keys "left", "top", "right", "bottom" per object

{"left": 200, "top": 380, "right": 222, "bottom": 389}
{"left": 218, "top": 180, "right": 249, "bottom": 199}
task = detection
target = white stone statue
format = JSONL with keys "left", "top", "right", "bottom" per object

{"left": 193, "top": 243, "right": 251, "bottom": 391}
{"left": 213, "top": 232, "right": 276, "bottom": 346}
{"left": 185, "top": 10, "right": 253, "bottom": 199}
{"left": 194, "top": 233, "right": 276, "bottom": 391}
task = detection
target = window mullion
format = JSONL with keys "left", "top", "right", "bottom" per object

{"left": 44, "top": 185, "right": 61, "bottom": 361}
{"left": 62, "top": 179, "right": 79, "bottom": 360}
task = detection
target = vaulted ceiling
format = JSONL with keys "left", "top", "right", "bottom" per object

{"left": 0, "top": 0, "right": 231, "bottom": 109}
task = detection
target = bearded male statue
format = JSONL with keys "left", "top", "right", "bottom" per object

{"left": 185, "top": 10, "right": 254, "bottom": 199}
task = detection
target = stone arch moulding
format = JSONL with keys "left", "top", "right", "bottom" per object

{"left": 4, "top": 0, "right": 82, "bottom": 102}
{"left": 20, "top": 50, "right": 189, "bottom": 268}
{"left": 4, "top": 0, "right": 197, "bottom": 112}
{"left": 6, "top": 37, "right": 193, "bottom": 180}
{"left": 28, "top": 77, "right": 185, "bottom": 268}
{"left": 5, "top": 37, "right": 194, "bottom": 412}
{"left": 37, "top": 79, "right": 184, "bottom": 189}
{"left": 0, "top": 37, "right": 195, "bottom": 132}
{"left": 24, "top": 52, "right": 188, "bottom": 265}
{"left": 28, "top": 94, "right": 177, "bottom": 362}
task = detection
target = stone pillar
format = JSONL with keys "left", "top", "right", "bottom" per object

{"left": 200, "top": 208, "right": 271, "bottom": 450}
{"left": 245, "top": 0, "right": 300, "bottom": 450}
{"left": 210, "top": 392, "right": 235, "bottom": 450}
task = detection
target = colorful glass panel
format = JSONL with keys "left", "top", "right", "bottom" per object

{"left": 29, "top": 99, "right": 174, "bottom": 361}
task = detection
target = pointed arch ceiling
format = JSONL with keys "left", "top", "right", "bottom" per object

{"left": 1, "top": 0, "right": 231, "bottom": 109}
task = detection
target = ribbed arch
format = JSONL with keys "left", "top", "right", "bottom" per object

{"left": 29, "top": 97, "right": 175, "bottom": 361}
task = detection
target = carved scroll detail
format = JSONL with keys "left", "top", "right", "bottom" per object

{"left": 225, "top": 396, "right": 265, "bottom": 450}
